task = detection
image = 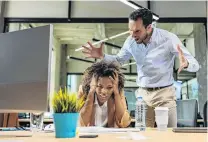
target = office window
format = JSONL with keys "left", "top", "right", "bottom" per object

{"left": 67, "top": 75, "right": 72, "bottom": 91}
{"left": 181, "top": 78, "right": 199, "bottom": 100}
{"left": 124, "top": 88, "right": 137, "bottom": 113}
{"left": 67, "top": 75, "right": 82, "bottom": 93}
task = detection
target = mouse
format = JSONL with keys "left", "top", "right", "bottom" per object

{"left": 44, "top": 124, "right": 54, "bottom": 132}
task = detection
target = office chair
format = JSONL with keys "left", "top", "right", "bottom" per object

{"left": 203, "top": 101, "right": 207, "bottom": 127}
{"left": 176, "top": 99, "right": 198, "bottom": 127}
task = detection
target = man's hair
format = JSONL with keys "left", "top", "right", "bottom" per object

{"left": 129, "top": 8, "right": 153, "bottom": 28}
{"left": 81, "top": 60, "right": 125, "bottom": 95}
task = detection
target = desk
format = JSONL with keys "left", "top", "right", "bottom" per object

{"left": 19, "top": 118, "right": 202, "bottom": 123}
{"left": 0, "top": 129, "right": 206, "bottom": 142}
{"left": 18, "top": 118, "right": 53, "bottom": 123}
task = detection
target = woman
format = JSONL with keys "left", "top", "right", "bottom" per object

{"left": 78, "top": 61, "right": 131, "bottom": 128}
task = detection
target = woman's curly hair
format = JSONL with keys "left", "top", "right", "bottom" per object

{"left": 81, "top": 60, "right": 125, "bottom": 95}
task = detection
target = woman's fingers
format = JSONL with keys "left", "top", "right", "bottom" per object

{"left": 109, "top": 76, "right": 115, "bottom": 83}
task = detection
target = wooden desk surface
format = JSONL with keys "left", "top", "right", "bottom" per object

{"left": 0, "top": 129, "right": 206, "bottom": 142}
{"left": 18, "top": 118, "right": 205, "bottom": 124}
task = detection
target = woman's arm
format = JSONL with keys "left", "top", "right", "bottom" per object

{"left": 78, "top": 76, "right": 97, "bottom": 126}
{"left": 79, "top": 88, "right": 95, "bottom": 126}
{"left": 114, "top": 91, "right": 131, "bottom": 128}
{"left": 109, "top": 73, "right": 131, "bottom": 128}
{"left": 114, "top": 91, "right": 126, "bottom": 122}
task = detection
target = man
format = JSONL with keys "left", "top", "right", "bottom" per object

{"left": 81, "top": 8, "right": 199, "bottom": 127}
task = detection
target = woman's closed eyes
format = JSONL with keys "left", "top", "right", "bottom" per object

{"left": 97, "top": 85, "right": 113, "bottom": 91}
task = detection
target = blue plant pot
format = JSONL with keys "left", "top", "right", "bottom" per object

{"left": 53, "top": 113, "right": 79, "bottom": 138}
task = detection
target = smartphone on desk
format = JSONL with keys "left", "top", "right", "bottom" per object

{"left": 79, "top": 134, "right": 98, "bottom": 138}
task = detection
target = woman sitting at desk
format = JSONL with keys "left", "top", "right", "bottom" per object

{"left": 78, "top": 61, "right": 131, "bottom": 128}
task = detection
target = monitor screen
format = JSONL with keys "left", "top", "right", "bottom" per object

{"left": 0, "top": 25, "right": 53, "bottom": 113}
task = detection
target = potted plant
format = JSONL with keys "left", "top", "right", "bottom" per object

{"left": 52, "top": 88, "right": 84, "bottom": 138}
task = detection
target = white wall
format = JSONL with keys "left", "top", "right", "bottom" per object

{"left": 4, "top": 1, "right": 68, "bottom": 18}
{"left": 4, "top": 1, "right": 206, "bottom": 18}
{"left": 71, "top": 1, "right": 206, "bottom": 18}
{"left": 53, "top": 38, "right": 61, "bottom": 92}
{"left": 186, "top": 38, "right": 195, "bottom": 57}
{"left": 151, "top": 1, "right": 206, "bottom": 18}
{"left": 48, "top": 37, "right": 61, "bottom": 112}
{"left": 71, "top": 1, "right": 146, "bottom": 18}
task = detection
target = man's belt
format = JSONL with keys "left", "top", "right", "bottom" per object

{"left": 139, "top": 84, "right": 173, "bottom": 91}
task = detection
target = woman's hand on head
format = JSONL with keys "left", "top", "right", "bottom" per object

{"left": 109, "top": 71, "right": 119, "bottom": 95}
{"left": 90, "top": 74, "right": 97, "bottom": 92}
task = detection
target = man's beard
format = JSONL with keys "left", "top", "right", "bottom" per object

{"left": 136, "top": 33, "right": 148, "bottom": 44}
{"left": 142, "top": 33, "right": 149, "bottom": 43}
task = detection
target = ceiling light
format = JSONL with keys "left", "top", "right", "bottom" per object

{"left": 120, "top": 0, "right": 159, "bottom": 21}
{"left": 120, "top": 0, "right": 139, "bottom": 9}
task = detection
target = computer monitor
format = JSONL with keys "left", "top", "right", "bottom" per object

{"left": 0, "top": 25, "right": 53, "bottom": 113}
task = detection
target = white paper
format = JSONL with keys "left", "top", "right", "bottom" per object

{"left": 128, "top": 132, "right": 147, "bottom": 140}
{"left": 117, "top": 132, "right": 147, "bottom": 140}
{"left": 78, "top": 127, "right": 140, "bottom": 134}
